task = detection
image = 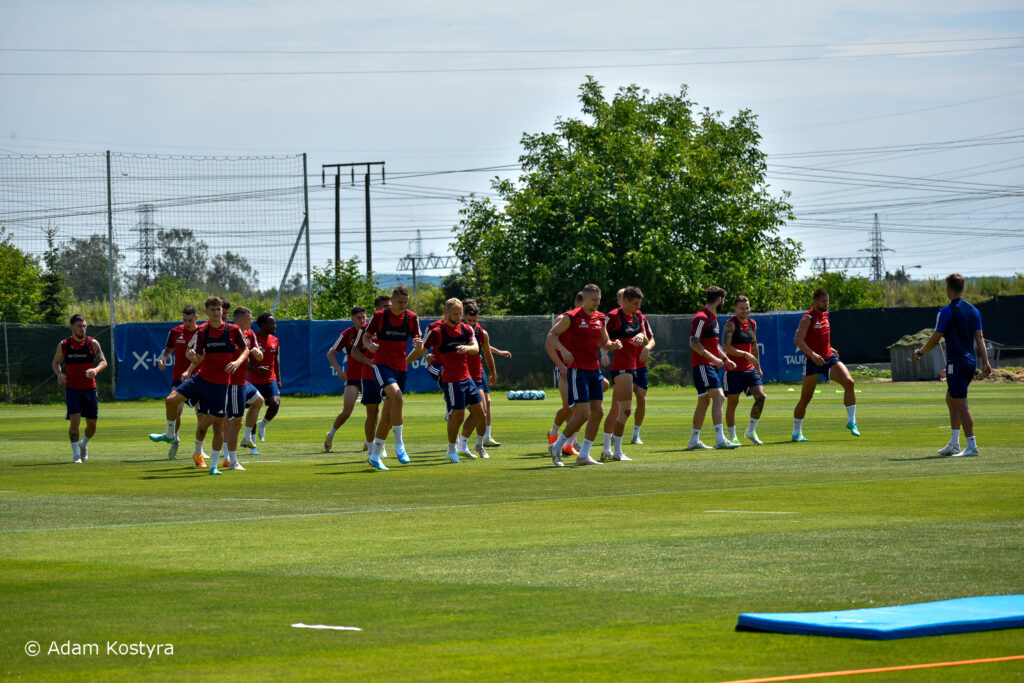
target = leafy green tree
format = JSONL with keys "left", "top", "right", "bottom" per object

{"left": 796, "top": 271, "right": 884, "bottom": 310}
{"left": 207, "top": 251, "right": 259, "bottom": 297}
{"left": 0, "top": 227, "right": 44, "bottom": 322}
{"left": 58, "top": 235, "right": 122, "bottom": 300}
{"left": 154, "top": 228, "right": 209, "bottom": 289}
{"left": 39, "top": 228, "right": 75, "bottom": 323}
{"left": 299, "top": 257, "right": 379, "bottom": 320}
{"left": 138, "top": 276, "right": 207, "bottom": 319}
{"left": 452, "top": 77, "right": 800, "bottom": 314}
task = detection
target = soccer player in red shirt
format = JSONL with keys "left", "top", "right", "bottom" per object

{"left": 545, "top": 284, "right": 623, "bottom": 467}
{"left": 51, "top": 314, "right": 108, "bottom": 463}
{"left": 792, "top": 288, "right": 859, "bottom": 441}
{"left": 216, "top": 305, "right": 264, "bottom": 470}
{"left": 324, "top": 306, "right": 368, "bottom": 452}
{"left": 687, "top": 286, "right": 738, "bottom": 450}
{"left": 248, "top": 312, "right": 280, "bottom": 445}
{"left": 150, "top": 296, "right": 249, "bottom": 474}
{"left": 722, "top": 295, "right": 766, "bottom": 446}
{"left": 631, "top": 303, "right": 656, "bottom": 445}
{"left": 345, "top": 294, "right": 392, "bottom": 457}
{"left": 363, "top": 286, "right": 423, "bottom": 470}
{"left": 155, "top": 304, "right": 199, "bottom": 460}
{"left": 546, "top": 293, "right": 584, "bottom": 458}
{"left": 599, "top": 286, "right": 648, "bottom": 461}
{"left": 462, "top": 299, "right": 512, "bottom": 456}
{"left": 413, "top": 298, "right": 485, "bottom": 463}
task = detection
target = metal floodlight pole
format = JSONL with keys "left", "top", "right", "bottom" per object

{"left": 334, "top": 171, "right": 341, "bottom": 277}
{"left": 105, "top": 151, "right": 117, "bottom": 397}
{"left": 321, "top": 161, "right": 385, "bottom": 278}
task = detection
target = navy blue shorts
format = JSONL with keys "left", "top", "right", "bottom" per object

{"left": 171, "top": 379, "right": 182, "bottom": 390}
{"left": 634, "top": 366, "right": 649, "bottom": 391}
{"left": 443, "top": 378, "right": 483, "bottom": 413}
{"left": 175, "top": 375, "right": 228, "bottom": 417}
{"left": 946, "top": 359, "right": 975, "bottom": 399}
{"left": 253, "top": 381, "right": 280, "bottom": 400}
{"left": 554, "top": 366, "right": 564, "bottom": 384}
{"left": 372, "top": 364, "right": 407, "bottom": 395}
{"left": 568, "top": 368, "right": 604, "bottom": 407}
{"left": 724, "top": 368, "right": 763, "bottom": 396}
{"left": 346, "top": 378, "right": 362, "bottom": 390}
{"left": 612, "top": 368, "right": 638, "bottom": 382}
{"left": 360, "top": 376, "right": 383, "bottom": 405}
{"left": 805, "top": 352, "right": 841, "bottom": 379}
{"left": 474, "top": 372, "right": 490, "bottom": 395}
{"left": 427, "top": 363, "right": 444, "bottom": 389}
{"left": 692, "top": 364, "right": 723, "bottom": 397}
{"left": 65, "top": 387, "right": 99, "bottom": 420}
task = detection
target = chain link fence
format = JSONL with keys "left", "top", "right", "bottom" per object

{"left": 0, "top": 323, "right": 115, "bottom": 403}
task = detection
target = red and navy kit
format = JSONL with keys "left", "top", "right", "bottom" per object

{"left": 250, "top": 332, "right": 280, "bottom": 384}
{"left": 354, "top": 323, "right": 384, "bottom": 404}
{"left": 466, "top": 323, "right": 485, "bottom": 381}
{"left": 802, "top": 307, "right": 840, "bottom": 378}
{"left": 607, "top": 308, "right": 644, "bottom": 371}
{"left": 330, "top": 326, "right": 364, "bottom": 383}
{"left": 194, "top": 322, "right": 247, "bottom": 385}
{"left": 560, "top": 307, "right": 606, "bottom": 370}
{"left": 62, "top": 336, "right": 98, "bottom": 390}
{"left": 726, "top": 316, "right": 757, "bottom": 372}
{"left": 164, "top": 324, "right": 200, "bottom": 383}
{"left": 634, "top": 312, "right": 653, "bottom": 390}
{"left": 230, "top": 329, "right": 258, "bottom": 386}
{"left": 424, "top": 321, "right": 475, "bottom": 383}
{"left": 364, "top": 308, "right": 421, "bottom": 371}
{"left": 690, "top": 307, "right": 722, "bottom": 367}
{"left": 424, "top": 319, "right": 445, "bottom": 384}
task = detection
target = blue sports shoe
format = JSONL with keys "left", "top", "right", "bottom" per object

{"left": 396, "top": 448, "right": 410, "bottom": 464}
{"left": 368, "top": 457, "right": 389, "bottom": 471}
{"left": 792, "top": 433, "right": 810, "bottom": 442}
{"left": 209, "top": 468, "right": 222, "bottom": 476}
{"left": 448, "top": 452, "right": 461, "bottom": 463}
{"left": 846, "top": 422, "right": 861, "bottom": 437}
{"left": 149, "top": 433, "right": 174, "bottom": 443}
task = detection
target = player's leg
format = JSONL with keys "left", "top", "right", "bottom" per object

{"left": 474, "top": 387, "right": 490, "bottom": 451}
{"left": 578, "top": 395, "right": 605, "bottom": 465}
{"left": 951, "top": 396, "right": 978, "bottom": 456}
{"left": 745, "top": 385, "right": 766, "bottom": 445}
{"left": 193, "top": 413, "right": 212, "bottom": 468}
{"left": 151, "top": 389, "right": 190, "bottom": 443}
{"left": 549, "top": 370, "right": 579, "bottom": 456}
{"left": 325, "top": 383, "right": 360, "bottom": 452}
{"left": 602, "top": 388, "right": 619, "bottom": 457}
{"left": 67, "top": 406, "right": 83, "bottom": 463}
{"left": 209, "top": 414, "right": 226, "bottom": 475}
{"left": 631, "top": 372, "right": 648, "bottom": 444}
{"left": 550, "top": 369, "right": 591, "bottom": 463}
{"left": 948, "top": 364, "right": 978, "bottom": 456}
{"left": 938, "top": 390, "right": 962, "bottom": 455}
{"left": 725, "top": 392, "right": 740, "bottom": 442}
{"left": 447, "top": 408, "right": 466, "bottom": 462}
{"left": 607, "top": 372, "right": 634, "bottom": 461}
{"left": 241, "top": 392, "right": 264, "bottom": 451}
{"left": 688, "top": 392, "right": 711, "bottom": 450}
{"left": 710, "top": 388, "right": 736, "bottom": 449}
{"left": 792, "top": 373, "right": 818, "bottom": 441}
{"left": 466, "top": 400, "right": 488, "bottom": 458}
{"left": 829, "top": 361, "right": 859, "bottom": 436}
{"left": 257, "top": 383, "right": 280, "bottom": 442}
{"left": 78, "top": 388, "right": 98, "bottom": 460}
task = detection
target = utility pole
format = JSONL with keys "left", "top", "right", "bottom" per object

{"left": 321, "top": 161, "right": 385, "bottom": 277}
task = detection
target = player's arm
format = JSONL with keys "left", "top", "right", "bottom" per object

{"left": 407, "top": 327, "right": 433, "bottom": 364}
{"left": 158, "top": 331, "right": 174, "bottom": 371}
{"left": 750, "top": 325, "right": 763, "bottom": 376}
{"left": 351, "top": 329, "right": 373, "bottom": 366}
{"left": 363, "top": 315, "right": 381, "bottom": 353}
{"left": 250, "top": 337, "right": 264, "bottom": 362}
{"left": 327, "top": 332, "right": 347, "bottom": 380}
{"left": 51, "top": 342, "right": 66, "bottom": 386}
{"left": 458, "top": 330, "right": 479, "bottom": 356}
{"left": 689, "top": 320, "right": 724, "bottom": 367}
{"left": 913, "top": 331, "right": 944, "bottom": 360}
{"left": 640, "top": 319, "right": 655, "bottom": 364}
{"left": 224, "top": 330, "right": 250, "bottom": 374}
{"left": 410, "top": 316, "right": 424, "bottom": 353}
{"left": 545, "top": 315, "right": 573, "bottom": 366}
{"left": 86, "top": 339, "right": 108, "bottom": 378}
{"left": 601, "top": 327, "right": 622, "bottom": 351}
{"left": 180, "top": 353, "right": 203, "bottom": 381}
{"left": 275, "top": 347, "right": 283, "bottom": 388}
{"left": 717, "top": 340, "right": 736, "bottom": 371}
{"left": 974, "top": 329, "right": 992, "bottom": 376}
{"left": 793, "top": 315, "right": 823, "bottom": 365}
{"left": 722, "top": 320, "right": 753, "bottom": 368}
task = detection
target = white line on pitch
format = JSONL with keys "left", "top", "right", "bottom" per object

{"left": 705, "top": 510, "right": 795, "bottom": 515}
{"left": 240, "top": 460, "right": 281, "bottom": 463}
{"left": 1, "top": 469, "right": 1018, "bottom": 535}
{"left": 292, "top": 623, "right": 361, "bottom": 632}
{"left": 221, "top": 498, "right": 279, "bottom": 502}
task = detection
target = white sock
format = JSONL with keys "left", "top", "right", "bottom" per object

{"left": 714, "top": 423, "right": 725, "bottom": 441}
{"left": 949, "top": 428, "right": 960, "bottom": 445}
{"left": 793, "top": 418, "right": 804, "bottom": 435}
{"left": 243, "top": 426, "right": 253, "bottom": 441}
{"left": 602, "top": 432, "right": 613, "bottom": 450}
{"left": 392, "top": 424, "right": 404, "bottom": 448}
{"left": 550, "top": 422, "right": 560, "bottom": 437}
{"left": 747, "top": 418, "right": 759, "bottom": 433}
{"left": 259, "top": 419, "right": 267, "bottom": 428}
{"left": 612, "top": 435, "right": 623, "bottom": 454}
{"left": 456, "top": 435, "right": 467, "bottom": 451}
{"left": 72, "top": 442, "right": 81, "bottom": 459}
{"left": 372, "top": 438, "right": 386, "bottom": 458}
{"left": 165, "top": 419, "right": 176, "bottom": 438}
{"left": 580, "top": 438, "right": 593, "bottom": 458}
{"left": 553, "top": 432, "right": 568, "bottom": 452}
{"left": 484, "top": 426, "right": 493, "bottom": 440}
{"left": 476, "top": 434, "right": 483, "bottom": 447}
{"left": 447, "top": 442, "right": 456, "bottom": 454}
{"left": 195, "top": 439, "right": 205, "bottom": 455}
{"left": 690, "top": 428, "right": 701, "bottom": 443}
{"left": 846, "top": 405, "right": 856, "bottom": 423}
{"left": 228, "top": 450, "right": 238, "bottom": 466}
{"left": 966, "top": 435, "right": 977, "bottom": 448}
{"left": 633, "top": 426, "right": 641, "bottom": 439}
{"left": 365, "top": 440, "right": 372, "bottom": 452}
{"left": 81, "top": 435, "right": 91, "bottom": 447}
{"left": 728, "top": 425, "right": 737, "bottom": 440}
{"left": 327, "top": 426, "right": 337, "bottom": 437}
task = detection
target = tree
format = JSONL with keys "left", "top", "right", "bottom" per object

{"left": 799, "top": 271, "right": 883, "bottom": 310}
{"left": 57, "top": 235, "right": 122, "bottom": 300}
{"left": 39, "top": 228, "right": 75, "bottom": 323}
{"left": 207, "top": 251, "right": 259, "bottom": 296}
{"left": 453, "top": 77, "right": 801, "bottom": 314}
{"left": 154, "top": 228, "right": 209, "bottom": 288}
{"left": 304, "top": 257, "right": 379, "bottom": 320}
{"left": 0, "top": 227, "right": 43, "bottom": 322}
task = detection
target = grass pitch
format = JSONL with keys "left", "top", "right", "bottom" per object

{"left": 1, "top": 382, "right": 1023, "bottom": 681}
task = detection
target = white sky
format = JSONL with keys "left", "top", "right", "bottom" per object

{"left": 2, "top": 0, "right": 1023, "bottom": 285}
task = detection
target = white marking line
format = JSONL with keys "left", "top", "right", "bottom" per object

{"left": 221, "top": 498, "right": 279, "bottom": 502}
{"left": 241, "top": 460, "right": 281, "bottom": 463}
{"left": 292, "top": 623, "right": 361, "bottom": 632}
{"left": 1, "top": 469, "right": 1018, "bottom": 535}
{"left": 705, "top": 510, "right": 795, "bottom": 515}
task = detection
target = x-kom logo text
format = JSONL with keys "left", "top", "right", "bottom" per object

{"left": 133, "top": 351, "right": 155, "bottom": 371}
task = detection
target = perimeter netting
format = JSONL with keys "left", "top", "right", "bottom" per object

{"left": 0, "top": 152, "right": 307, "bottom": 310}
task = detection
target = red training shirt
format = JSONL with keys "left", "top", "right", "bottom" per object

{"left": 559, "top": 307, "right": 606, "bottom": 371}
{"left": 62, "top": 336, "right": 97, "bottom": 390}
{"left": 165, "top": 324, "right": 200, "bottom": 382}
{"left": 802, "top": 307, "right": 834, "bottom": 359}
{"left": 194, "top": 322, "right": 247, "bottom": 386}
{"left": 250, "top": 332, "right": 279, "bottom": 384}
{"left": 364, "top": 308, "right": 421, "bottom": 371}
{"left": 690, "top": 306, "right": 721, "bottom": 367}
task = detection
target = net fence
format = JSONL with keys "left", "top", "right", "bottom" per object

{"left": 0, "top": 152, "right": 308, "bottom": 308}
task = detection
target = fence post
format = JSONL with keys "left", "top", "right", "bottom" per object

{"left": 106, "top": 151, "right": 117, "bottom": 398}
{"left": 3, "top": 321, "right": 11, "bottom": 401}
{"left": 303, "top": 153, "right": 312, "bottom": 321}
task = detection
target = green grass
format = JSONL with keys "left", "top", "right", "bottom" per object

{"left": 1, "top": 383, "right": 1023, "bottom": 681}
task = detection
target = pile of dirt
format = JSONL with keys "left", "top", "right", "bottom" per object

{"left": 888, "top": 329, "right": 935, "bottom": 349}
{"left": 980, "top": 367, "right": 1024, "bottom": 383}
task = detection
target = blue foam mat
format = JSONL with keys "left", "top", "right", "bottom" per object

{"left": 737, "top": 595, "right": 1024, "bottom": 640}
